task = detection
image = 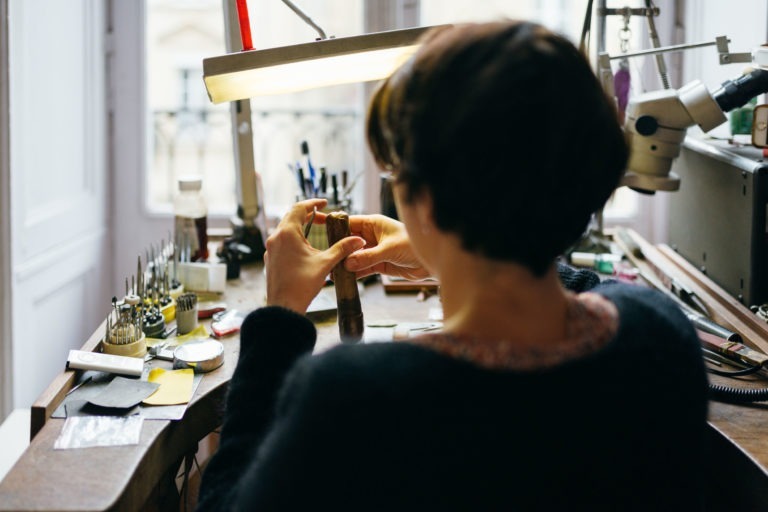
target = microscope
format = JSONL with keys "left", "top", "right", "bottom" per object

{"left": 613, "top": 47, "right": 768, "bottom": 306}
{"left": 622, "top": 67, "right": 768, "bottom": 193}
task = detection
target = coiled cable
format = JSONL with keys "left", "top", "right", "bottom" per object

{"left": 709, "top": 383, "right": 768, "bottom": 403}
{"left": 704, "top": 350, "right": 768, "bottom": 402}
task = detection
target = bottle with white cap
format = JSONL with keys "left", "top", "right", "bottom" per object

{"left": 174, "top": 176, "right": 208, "bottom": 262}
{"left": 570, "top": 251, "right": 622, "bottom": 274}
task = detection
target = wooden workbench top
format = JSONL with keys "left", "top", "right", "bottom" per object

{"left": 0, "top": 264, "right": 437, "bottom": 511}
{"left": 4, "top": 238, "right": 768, "bottom": 510}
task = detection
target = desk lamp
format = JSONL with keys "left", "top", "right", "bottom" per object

{"left": 204, "top": 1, "right": 434, "bottom": 102}
{"left": 203, "top": 0, "right": 438, "bottom": 259}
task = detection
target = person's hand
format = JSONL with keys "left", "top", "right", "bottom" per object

{"left": 318, "top": 213, "right": 430, "bottom": 280}
{"left": 264, "top": 199, "right": 364, "bottom": 314}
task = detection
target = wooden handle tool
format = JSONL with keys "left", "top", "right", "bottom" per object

{"left": 326, "top": 211, "right": 364, "bottom": 343}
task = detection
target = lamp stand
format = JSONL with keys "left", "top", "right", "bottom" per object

{"left": 222, "top": 0, "right": 266, "bottom": 261}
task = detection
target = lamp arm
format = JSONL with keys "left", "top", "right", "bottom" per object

{"left": 280, "top": 0, "right": 328, "bottom": 40}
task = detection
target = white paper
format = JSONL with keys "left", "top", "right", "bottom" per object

{"left": 54, "top": 416, "right": 143, "bottom": 449}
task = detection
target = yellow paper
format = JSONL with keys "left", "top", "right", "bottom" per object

{"left": 145, "top": 337, "right": 166, "bottom": 348}
{"left": 175, "top": 324, "right": 209, "bottom": 343}
{"left": 143, "top": 368, "right": 194, "bottom": 405}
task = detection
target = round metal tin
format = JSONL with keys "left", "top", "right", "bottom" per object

{"left": 173, "top": 339, "right": 225, "bottom": 373}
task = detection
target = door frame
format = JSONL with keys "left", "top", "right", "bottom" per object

{"left": 1, "top": 0, "right": 12, "bottom": 421}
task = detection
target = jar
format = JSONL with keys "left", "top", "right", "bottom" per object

{"left": 174, "top": 177, "right": 208, "bottom": 261}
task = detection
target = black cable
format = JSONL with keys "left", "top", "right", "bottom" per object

{"left": 706, "top": 364, "right": 762, "bottom": 377}
{"left": 709, "top": 383, "right": 768, "bottom": 404}
{"left": 704, "top": 354, "right": 768, "bottom": 402}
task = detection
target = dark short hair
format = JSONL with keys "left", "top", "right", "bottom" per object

{"left": 367, "top": 21, "right": 629, "bottom": 276}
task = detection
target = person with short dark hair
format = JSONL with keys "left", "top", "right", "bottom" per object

{"left": 197, "top": 21, "right": 707, "bottom": 511}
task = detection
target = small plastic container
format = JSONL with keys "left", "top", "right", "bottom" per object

{"left": 570, "top": 252, "right": 623, "bottom": 274}
{"left": 174, "top": 177, "right": 208, "bottom": 261}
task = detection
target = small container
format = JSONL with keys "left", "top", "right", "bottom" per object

{"left": 103, "top": 331, "right": 147, "bottom": 359}
{"left": 730, "top": 97, "right": 757, "bottom": 135}
{"left": 174, "top": 177, "right": 208, "bottom": 262}
{"left": 570, "top": 252, "right": 622, "bottom": 274}
{"left": 142, "top": 306, "right": 166, "bottom": 338}
{"left": 176, "top": 293, "right": 199, "bottom": 335}
{"left": 173, "top": 340, "right": 224, "bottom": 373}
{"left": 160, "top": 298, "right": 176, "bottom": 323}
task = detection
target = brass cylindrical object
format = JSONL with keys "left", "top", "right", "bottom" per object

{"left": 326, "top": 211, "right": 364, "bottom": 343}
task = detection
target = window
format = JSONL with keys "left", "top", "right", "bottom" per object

{"left": 140, "top": 0, "right": 676, "bottom": 234}
{"left": 146, "top": 0, "right": 365, "bottom": 218}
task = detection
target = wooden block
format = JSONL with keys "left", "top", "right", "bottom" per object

{"left": 326, "top": 212, "right": 364, "bottom": 343}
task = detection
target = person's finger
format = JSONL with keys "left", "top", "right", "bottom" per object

{"left": 345, "top": 245, "right": 388, "bottom": 272}
{"left": 346, "top": 215, "right": 366, "bottom": 231}
{"left": 353, "top": 262, "right": 390, "bottom": 279}
{"left": 282, "top": 198, "right": 327, "bottom": 226}
{"left": 320, "top": 236, "right": 365, "bottom": 275}
{"left": 325, "top": 236, "right": 366, "bottom": 261}
{"left": 312, "top": 211, "right": 328, "bottom": 225}
{"left": 353, "top": 268, "right": 376, "bottom": 280}
{"left": 355, "top": 221, "right": 384, "bottom": 245}
{"left": 346, "top": 215, "right": 378, "bottom": 237}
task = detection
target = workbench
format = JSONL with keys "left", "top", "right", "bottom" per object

{"left": 0, "top": 264, "right": 438, "bottom": 511}
{"left": 2, "top": 235, "right": 768, "bottom": 510}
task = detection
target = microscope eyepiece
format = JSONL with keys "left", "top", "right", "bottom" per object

{"left": 713, "top": 68, "right": 768, "bottom": 113}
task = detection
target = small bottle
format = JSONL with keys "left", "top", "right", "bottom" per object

{"left": 174, "top": 177, "right": 208, "bottom": 262}
{"left": 730, "top": 97, "right": 757, "bottom": 135}
{"left": 570, "top": 251, "right": 622, "bottom": 274}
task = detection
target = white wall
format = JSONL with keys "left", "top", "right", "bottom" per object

{"left": 684, "top": 0, "right": 768, "bottom": 138}
{"left": 112, "top": 0, "right": 163, "bottom": 290}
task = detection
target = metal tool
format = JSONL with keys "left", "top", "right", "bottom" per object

{"left": 614, "top": 227, "right": 741, "bottom": 341}
{"left": 103, "top": 291, "right": 146, "bottom": 358}
{"left": 303, "top": 206, "right": 317, "bottom": 238}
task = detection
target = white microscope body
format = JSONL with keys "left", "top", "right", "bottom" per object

{"left": 611, "top": 44, "right": 768, "bottom": 193}
{"left": 623, "top": 81, "right": 726, "bottom": 192}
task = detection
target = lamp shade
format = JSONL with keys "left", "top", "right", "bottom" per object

{"left": 203, "top": 26, "right": 441, "bottom": 103}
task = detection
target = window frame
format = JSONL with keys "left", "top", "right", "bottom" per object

{"left": 1, "top": 0, "right": 11, "bottom": 421}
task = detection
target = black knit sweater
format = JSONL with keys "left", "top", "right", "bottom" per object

{"left": 197, "top": 266, "right": 707, "bottom": 511}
